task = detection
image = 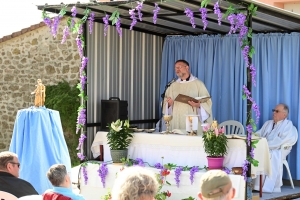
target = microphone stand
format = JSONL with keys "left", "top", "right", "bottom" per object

{"left": 159, "top": 80, "right": 175, "bottom": 132}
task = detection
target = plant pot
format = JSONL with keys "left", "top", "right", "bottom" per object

{"left": 207, "top": 156, "right": 224, "bottom": 169}
{"left": 110, "top": 149, "right": 128, "bottom": 163}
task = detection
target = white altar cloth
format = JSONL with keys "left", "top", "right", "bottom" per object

{"left": 91, "top": 132, "right": 271, "bottom": 177}
{"left": 80, "top": 163, "right": 245, "bottom": 200}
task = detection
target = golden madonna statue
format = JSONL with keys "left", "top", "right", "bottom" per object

{"left": 31, "top": 79, "right": 46, "bottom": 107}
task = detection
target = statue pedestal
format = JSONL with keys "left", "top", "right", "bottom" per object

{"left": 9, "top": 106, "right": 71, "bottom": 194}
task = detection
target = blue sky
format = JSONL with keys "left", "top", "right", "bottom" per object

{"left": 0, "top": 0, "right": 76, "bottom": 38}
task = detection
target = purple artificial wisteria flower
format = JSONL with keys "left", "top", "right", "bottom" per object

{"left": 239, "top": 25, "right": 248, "bottom": 46}
{"left": 80, "top": 75, "right": 87, "bottom": 91}
{"left": 43, "top": 17, "right": 52, "bottom": 29}
{"left": 80, "top": 57, "right": 89, "bottom": 75}
{"left": 88, "top": 12, "right": 95, "bottom": 34}
{"left": 154, "top": 163, "right": 164, "bottom": 169}
{"left": 61, "top": 26, "right": 70, "bottom": 44}
{"left": 189, "top": 166, "right": 199, "bottom": 184}
{"left": 246, "top": 124, "right": 253, "bottom": 146}
{"left": 153, "top": 3, "right": 160, "bottom": 24}
{"left": 136, "top": 1, "right": 143, "bottom": 21}
{"left": 78, "top": 24, "right": 83, "bottom": 35}
{"left": 71, "top": 6, "right": 77, "bottom": 28}
{"left": 129, "top": 9, "right": 137, "bottom": 30}
{"left": 82, "top": 165, "right": 88, "bottom": 184}
{"left": 213, "top": 2, "right": 222, "bottom": 26}
{"left": 199, "top": 8, "right": 208, "bottom": 30}
{"left": 242, "top": 45, "right": 250, "bottom": 66}
{"left": 250, "top": 147, "right": 255, "bottom": 159}
{"left": 235, "top": 13, "right": 246, "bottom": 32}
{"left": 103, "top": 14, "right": 110, "bottom": 36}
{"left": 250, "top": 64, "right": 256, "bottom": 86}
{"left": 227, "top": 14, "right": 236, "bottom": 34}
{"left": 116, "top": 18, "right": 122, "bottom": 37}
{"left": 184, "top": 8, "right": 196, "bottom": 28}
{"left": 76, "top": 108, "right": 86, "bottom": 133}
{"left": 97, "top": 163, "right": 108, "bottom": 188}
{"left": 76, "top": 36, "right": 83, "bottom": 58}
{"left": 51, "top": 16, "right": 62, "bottom": 38}
{"left": 134, "top": 158, "right": 145, "bottom": 167}
{"left": 174, "top": 166, "right": 183, "bottom": 187}
{"left": 252, "top": 102, "right": 260, "bottom": 123}
{"left": 77, "top": 152, "right": 85, "bottom": 161}
{"left": 243, "top": 85, "right": 251, "bottom": 98}
{"left": 242, "top": 159, "right": 250, "bottom": 181}
{"left": 76, "top": 134, "right": 87, "bottom": 150}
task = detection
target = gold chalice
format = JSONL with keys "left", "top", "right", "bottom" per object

{"left": 188, "top": 116, "right": 197, "bottom": 136}
{"left": 163, "top": 115, "right": 173, "bottom": 134}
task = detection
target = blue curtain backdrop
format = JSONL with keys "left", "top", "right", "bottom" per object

{"left": 160, "top": 33, "right": 300, "bottom": 180}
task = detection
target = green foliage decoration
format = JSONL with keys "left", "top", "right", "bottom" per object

{"left": 45, "top": 81, "right": 80, "bottom": 167}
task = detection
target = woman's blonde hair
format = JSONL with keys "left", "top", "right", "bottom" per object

{"left": 112, "top": 167, "right": 159, "bottom": 200}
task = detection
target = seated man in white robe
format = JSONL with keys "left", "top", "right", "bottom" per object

{"left": 254, "top": 103, "right": 298, "bottom": 193}
{"left": 163, "top": 59, "right": 212, "bottom": 134}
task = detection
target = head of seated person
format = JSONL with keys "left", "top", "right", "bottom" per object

{"left": 111, "top": 167, "right": 159, "bottom": 200}
{"left": 47, "top": 164, "right": 70, "bottom": 188}
{"left": 198, "top": 170, "right": 236, "bottom": 200}
{"left": 0, "top": 151, "right": 20, "bottom": 177}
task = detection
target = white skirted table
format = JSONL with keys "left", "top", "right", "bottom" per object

{"left": 91, "top": 132, "right": 271, "bottom": 177}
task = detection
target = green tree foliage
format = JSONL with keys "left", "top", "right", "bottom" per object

{"left": 45, "top": 81, "right": 80, "bottom": 167}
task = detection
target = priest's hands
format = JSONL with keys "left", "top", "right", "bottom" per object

{"left": 188, "top": 100, "right": 201, "bottom": 108}
{"left": 166, "top": 97, "right": 174, "bottom": 107}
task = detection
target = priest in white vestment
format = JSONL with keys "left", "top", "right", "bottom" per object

{"left": 163, "top": 60, "right": 213, "bottom": 134}
{"left": 254, "top": 103, "right": 298, "bottom": 193}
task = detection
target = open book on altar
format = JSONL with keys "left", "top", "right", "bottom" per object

{"left": 174, "top": 94, "right": 211, "bottom": 105}
{"left": 226, "top": 134, "right": 261, "bottom": 140}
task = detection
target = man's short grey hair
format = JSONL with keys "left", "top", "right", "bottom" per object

{"left": 280, "top": 103, "right": 289, "bottom": 114}
{"left": 47, "top": 164, "right": 67, "bottom": 186}
{"left": 0, "top": 151, "right": 17, "bottom": 170}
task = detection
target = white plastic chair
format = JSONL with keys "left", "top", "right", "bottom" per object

{"left": 219, "top": 120, "right": 245, "bottom": 135}
{"left": 281, "top": 126, "right": 298, "bottom": 189}
{"left": 0, "top": 191, "right": 18, "bottom": 200}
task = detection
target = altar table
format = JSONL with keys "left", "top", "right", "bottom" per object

{"left": 91, "top": 132, "right": 271, "bottom": 177}
{"left": 80, "top": 163, "right": 245, "bottom": 200}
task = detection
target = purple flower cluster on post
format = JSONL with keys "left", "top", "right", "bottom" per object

{"left": 82, "top": 165, "right": 88, "bottom": 184}
{"left": 76, "top": 108, "right": 86, "bottom": 133}
{"left": 97, "top": 163, "right": 108, "bottom": 188}
{"left": 80, "top": 57, "right": 89, "bottom": 75}
{"left": 76, "top": 36, "right": 83, "bottom": 58}
{"left": 129, "top": 9, "right": 137, "bottom": 30}
{"left": 242, "top": 45, "right": 249, "bottom": 66}
{"left": 242, "top": 159, "right": 250, "bottom": 181}
{"left": 153, "top": 3, "right": 160, "bottom": 24}
{"left": 213, "top": 2, "right": 222, "bottom": 25}
{"left": 174, "top": 166, "right": 183, "bottom": 187}
{"left": 43, "top": 18, "right": 52, "bottom": 28}
{"left": 61, "top": 26, "right": 70, "bottom": 44}
{"left": 246, "top": 124, "right": 253, "bottom": 146}
{"left": 199, "top": 8, "right": 208, "bottom": 30}
{"left": 103, "top": 14, "right": 110, "bottom": 36}
{"left": 184, "top": 8, "right": 196, "bottom": 28}
{"left": 116, "top": 18, "right": 122, "bottom": 37}
{"left": 250, "top": 64, "right": 257, "bottom": 86}
{"left": 78, "top": 24, "right": 83, "bottom": 35}
{"left": 227, "top": 14, "right": 236, "bottom": 34}
{"left": 76, "top": 134, "right": 87, "bottom": 150}
{"left": 189, "top": 166, "right": 199, "bottom": 184}
{"left": 88, "top": 12, "right": 95, "bottom": 34}
{"left": 136, "top": 1, "right": 143, "bottom": 21}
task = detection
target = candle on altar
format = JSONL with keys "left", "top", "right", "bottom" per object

{"left": 211, "top": 120, "right": 218, "bottom": 129}
{"left": 165, "top": 102, "right": 168, "bottom": 115}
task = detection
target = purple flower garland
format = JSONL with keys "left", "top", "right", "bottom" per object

{"left": 189, "top": 166, "right": 199, "bottom": 184}
{"left": 136, "top": 1, "right": 143, "bottom": 21}
{"left": 88, "top": 12, "right": 95, "bottom": 34}
{"left": 199, "top": 8, "right": 208, "bottom": 30}
{"left": 82, "top": 165, "right": 88, "bottom": 184}
{"left": 174, "top": 166, "right": 183, "bottom": 187}
{"left": 184, "top": 8, "right": 196, "bottom": 28}
{"left": 103, "top": 14, "right": 110, "bottom": 36}
{"left": 129, "top": 9, "right": 137, "bottom": 30}
{"left": 213, "top": 2, "right": 222, "bottom": 25}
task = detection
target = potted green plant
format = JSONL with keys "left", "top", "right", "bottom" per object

{"left": 107, "top": 119, "right": 133, "bottom": 163}
{"left": 202, "top": 120, "right": 228, "bottom": 169}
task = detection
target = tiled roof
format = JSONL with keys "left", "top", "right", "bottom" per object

{"left": 0, "top": 22, "right": 45, "bottom": 44}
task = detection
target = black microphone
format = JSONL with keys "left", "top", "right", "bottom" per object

{"left": 166, "top": 78, "right": 177, "bottom": 87}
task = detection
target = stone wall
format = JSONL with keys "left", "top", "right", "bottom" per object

{"left": 0, "top": 19, "right": 80, "bottom": 151}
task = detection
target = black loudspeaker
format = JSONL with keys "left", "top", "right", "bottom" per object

{"left": 101, "top": 97, "right": 128, "bottom": 131}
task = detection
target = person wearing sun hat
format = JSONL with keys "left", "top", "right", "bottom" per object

{"left": 198, "top": 170, "right": 236, "bottom": 200}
